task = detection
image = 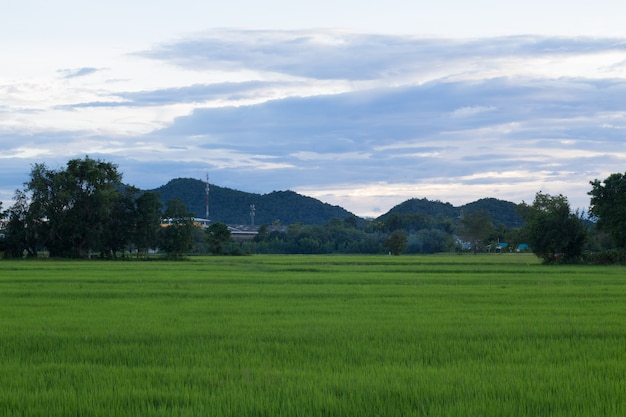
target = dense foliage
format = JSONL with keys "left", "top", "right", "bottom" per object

{"left": 159, "top": 199, "right": 195, "bottom": 259}
{"left": 249, "top": 218, "right": 384, "bottom": 255}
{"left": 518, "top": 192, "right": 587, "bottom": 263}
{"left": 384, "top": 230, "right": 409, "bottom": 255}
{"left": 0, "top": 157, "right": 165, "bottom": 258}
{"left": 133, "top": 191, "right": 163, "bottom": 258}
{"left": 206, "top": 222, "right": 232, "bottom": 255}
{"left": 589, "top": 172, "right": 626, "bottom": 251}
{"left": 16, "top": 158, "right": 126, "bottom": 257}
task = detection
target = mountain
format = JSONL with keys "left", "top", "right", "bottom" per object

{"left": 148, "top": 178, "right": 523, "bottom": 228}
{"left": 460, "top": 198, "right": 524, "bottom": 228}
{"left": 149, "top": 178, "right": 355, "bottom": 225}
{"left": 378, "top": 197, "right": 523, "bottom": 229}
{"left": 377, "top": 198, "right": 458, "bottom": 220}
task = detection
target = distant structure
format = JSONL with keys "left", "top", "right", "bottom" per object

{"left": 205, "top": 173, "right": 210, "bottom": 225}
{"left": 250, "top": 204, "right": 256, "bottom": 226}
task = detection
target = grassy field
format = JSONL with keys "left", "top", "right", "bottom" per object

{"left": 0, "top": 253, "right": 625, "bottom": 416}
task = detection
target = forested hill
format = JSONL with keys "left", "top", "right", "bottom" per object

{"left": 149, "top": 178, "right": 355, "bottom": 225}
{"left": 150, "top": 178, "right": 523, "bottom": 228}
{"left": 378, "top": 197, "right": 523, "bottom": 229}
{"left": 377, "top": 198, "right": 458, "bottom": 219}
{"left": 460, "top": 198, "right": 524, "bottom": 228}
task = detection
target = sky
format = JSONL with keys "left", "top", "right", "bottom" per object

{"left": 1, "top": 1, "right": 626, "bottom": 218}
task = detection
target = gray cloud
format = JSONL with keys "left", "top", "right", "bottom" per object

{"left": 139, "top": 31, "right": 626, "bottom": 80}
{"left": 59, "top": 67, "right": 101, "bottom": 79}
{"left": 58, "top": 81, "right": 285, "bottom": 109}
{"left": 156, "top": 77, "right": 626, "bottom": 144}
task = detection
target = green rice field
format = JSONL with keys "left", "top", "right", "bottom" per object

{"left": 0, "top": 254, "right": 625, "bottom": 416}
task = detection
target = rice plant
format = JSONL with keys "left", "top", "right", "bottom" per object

{"left": 0, "top": 254, "right": 624, "bottom": 416}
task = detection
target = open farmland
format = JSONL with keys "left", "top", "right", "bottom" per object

{"left": 0, "top": 254, "right": 625, "bottom": 416}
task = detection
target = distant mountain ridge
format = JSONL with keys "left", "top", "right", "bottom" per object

{"left": 378, "top": 197, "right": 523, "bottom": 228}
{"left": 149, "top": 178, "right": 523, "bottom": 228}
{"left": 149, "top": 178, "right": 354, "bottom": 226}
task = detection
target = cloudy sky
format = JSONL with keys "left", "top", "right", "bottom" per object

{"left": 2, "top": 1, "right": 625, "bottom": 217}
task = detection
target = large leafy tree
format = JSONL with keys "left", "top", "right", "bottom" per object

{"left": 25, "top": 157, "right": 122, "bottom": 258}
{"left": 518, "top": 192, "right": 587, "bottom": 263}
{"left": 589, "top": 173, "right": 626, "bottom": 251}
{"left": 159, "top": 199, "right": 195, "bottom": 258}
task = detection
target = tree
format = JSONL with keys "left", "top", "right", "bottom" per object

{"left": 0, "top": 201, "right": 6, "bottom": 254}
{"left": 518, "top": 192, "right": 587, "bottom": 263}
{"left": 101, "top": 185, "right": 137, "bottom": 258}
{"left": 410, "top": 228, "right": 456, "bottom": 254}
{"left": 589, "top": 173, "right": 626, "bottom": 251}
{"left": 159, "top": 199, "right": 195, "bottom": 258}
{"left": 457, "top": 210, "right": 494, "bottom": 254}
{"left": 206, "top": 222, "right": 231, "bottom": 255}
{"left": 25, "top": 157, "right": 122, "bottom": 258}
{"left": 385, "top": 230, "right": 408, "bottom": 255}
{"left": 133, "top": 192, "right": 163, "bottom": 258}
{"left": 253, "top": 224, "right": 270, "bottom": 243}
{"left": 2, "top": 190, "right": 39, "bottom": 258}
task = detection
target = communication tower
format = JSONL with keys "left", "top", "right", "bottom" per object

{"left": 250, "top": 204, "right": 256, "bottom": 226}
{"left": 205, "top": 173, "right": 210, "bottom": 225}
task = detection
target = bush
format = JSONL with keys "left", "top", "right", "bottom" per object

{"left": 581, "top": 249, "right": 626, "bottom": 265}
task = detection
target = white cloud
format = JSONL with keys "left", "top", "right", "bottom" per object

{"left": 290, "top": 151, "right": 372, "bottom": 161}
{"left": 451, "top": 106, "right": 496, "bottom": 118}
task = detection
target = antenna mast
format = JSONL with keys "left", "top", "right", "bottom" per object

{"left": 205, "top": 173, "right": 210, "bottom": 225}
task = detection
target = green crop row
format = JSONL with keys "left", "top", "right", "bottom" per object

{"left": 0, "top": 254, "right": 624, "bottom": 416}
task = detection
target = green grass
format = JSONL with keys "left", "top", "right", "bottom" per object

{"left": 0, "top": 254, "right": 625, "bottom": 416}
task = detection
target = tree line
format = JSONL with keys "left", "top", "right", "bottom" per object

{"left": 1, "top": 156, "right": 626, "bottom": 263}
{"left": 0, "top": 157, "right": 195, "bottom": 259}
